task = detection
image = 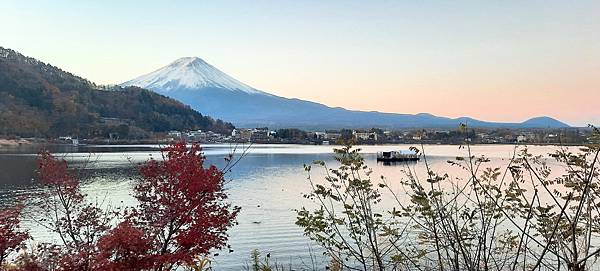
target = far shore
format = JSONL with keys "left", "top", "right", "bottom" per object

{"left": 0, "top": 137, "right": 588, "bottom": 150}
{"left": 0, "top": 138, "right": 33, "bottom": 147}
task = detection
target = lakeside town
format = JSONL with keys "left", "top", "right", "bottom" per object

{"left": 14, "top": 126, "right": 591, "bottom": 147}
{"left": 156, "top": 126, "right": 596, "bottom": 145}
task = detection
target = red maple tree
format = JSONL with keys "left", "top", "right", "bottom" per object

{"left": 8, "top": 142, "right": 240, "bottom": 270}
{"left": 95, "top": 220, "right": 152, "bottom": 271}
{"left": 34, "top": 151, "right": 111, "bottom": 270}
{"left": 133, "top": 142, "right": 240, "bottom": 270}
{"left": 0, "top": 204, "right": 29, "bottom": 265}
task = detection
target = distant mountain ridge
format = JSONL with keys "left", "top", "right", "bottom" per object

{"left": 123, "top": 57, "right": 570, "bottom": 129}
{"left": 0, "top": 47, "right": 234, "bottom": 138}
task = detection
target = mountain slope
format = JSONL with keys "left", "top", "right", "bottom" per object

{"left": 0, "top": 47, "right": 234, "bottom": 138}
{"left": 123, "top": 57, "right": 570, "bottom": 129}
{"left": 122, "top": 57, "right": 265, "bottom": 95}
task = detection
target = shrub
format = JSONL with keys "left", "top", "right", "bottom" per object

{"left": 297, "top": 127, "right": 600, "bottom": 271}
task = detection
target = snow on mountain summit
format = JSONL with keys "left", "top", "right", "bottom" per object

{"left": 122, "top": 56, "right": 570, "bottom": 129}
{"left": 122, "top": 57, "right": 264, "bottom": 94}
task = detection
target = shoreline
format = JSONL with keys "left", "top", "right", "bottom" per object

{"left": 0, "top": 138, "right": 34, "bottom": 147}
{"left": 0, "top": 138, "right": 588, "bottom": 148}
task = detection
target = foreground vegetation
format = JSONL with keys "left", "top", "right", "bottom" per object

{"left": 1, "top": 127, "right": 600, "bottom": 270}
{"left": 0, "top": 142, "right": 239, "bottom": 270}
{"left": 297, "top": 126, "right": 600, "bottom": 270}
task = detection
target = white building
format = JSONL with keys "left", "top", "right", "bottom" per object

{"left": 168, "top": 131, "right": 182, "bottom": 139}
{"left": 353, "top": 131, "right": 378, "bottom": 141}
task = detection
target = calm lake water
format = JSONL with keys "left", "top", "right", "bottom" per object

{"left": 0, "top": 143, "right": 572, "bottom": 270}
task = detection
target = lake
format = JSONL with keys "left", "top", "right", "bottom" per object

{"left": 0, "top": 143, "right": 569, "bottom": 270}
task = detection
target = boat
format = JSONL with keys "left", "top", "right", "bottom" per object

{"left": 377, "top": 150, "right": 419, "bottom": 162}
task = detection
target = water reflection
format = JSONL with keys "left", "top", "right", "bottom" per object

{"left": 377, "top": 160, "right": 420, "bottom": 166}
{"left": 0, "top": 143, "right": 574, "bottom": 270}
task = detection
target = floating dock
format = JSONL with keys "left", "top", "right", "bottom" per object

{"left": 376, "top": 150, "right": 419, "bottom": 162}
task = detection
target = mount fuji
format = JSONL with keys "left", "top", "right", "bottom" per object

{"left": 122, "top": 57, "right": 569, "bottom": 129}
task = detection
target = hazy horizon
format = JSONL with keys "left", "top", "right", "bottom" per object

{"left": 2, "top": 0, "right": 598, "bottom": 126}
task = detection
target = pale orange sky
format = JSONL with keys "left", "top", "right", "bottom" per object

{"left": 1, "top": 1, "right": 598, "bottom": 126}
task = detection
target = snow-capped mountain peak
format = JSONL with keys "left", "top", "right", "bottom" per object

{"left": 122, "top": 56, "right": 570, "bottom": 129}
{"left": 122, "top": 57, "right": 264, "bottom": 94}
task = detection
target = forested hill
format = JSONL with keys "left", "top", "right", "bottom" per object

{"left": 0, "top": 47, "right": 234, "bottom": 138}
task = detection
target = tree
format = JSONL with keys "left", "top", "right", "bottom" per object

{"left": 35, "top": 151, "right": 113, "bottom": 270}
{"left": 95, "top": 220, "right": 152, "bottom": 271}
{"left": 506, "top": 127, "right": 600, "bottom": 270}
{"left": 0, "top": 204, "right": 29, "bottom": 265}
{"left": 132, "top": 142, "right": 240, "bottom": 270}
{"left": 297, "top": 126, "right": 600, "bottom": 271}
{"left": 275, "top": 128, "right": 306, "bottom": 140}
{"left": 296, "top": 142, "right": 398, "bottom": 270}
{"left": 17, "top": 141, "right": 239, "bottom": 270}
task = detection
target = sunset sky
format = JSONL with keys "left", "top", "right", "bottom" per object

{"left": 1, "top": 0, "right": 598, "bottom": 126}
